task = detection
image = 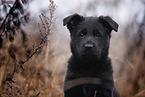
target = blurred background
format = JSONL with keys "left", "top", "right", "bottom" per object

{"left": 0, "top": 0, "right": 145, "bottom": 97}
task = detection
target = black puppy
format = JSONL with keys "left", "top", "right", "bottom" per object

{"left": 63, "top": 13, "right": 120, "bottom": 97}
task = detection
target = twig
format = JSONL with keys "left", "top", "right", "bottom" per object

{"left": 3, "top": 33, "right": 47, "bottom": 86}
{"left": 134, "top": 89, "right": 145, "bottom": 97}
{"left": 34, "top": 92, "right": 40, "bottom": 97}
{"left": 94, "top": 90, "right": 97, "bottom": 97}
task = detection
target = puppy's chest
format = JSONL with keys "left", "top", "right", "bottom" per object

{"left": 79, "top": 67, "right": 104, "bottom": 76}
{"left": 67, "top": 65, "right": 111, "bottom": 79}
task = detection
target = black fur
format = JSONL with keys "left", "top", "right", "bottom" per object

{"left": 63, "top": 13, "right": 120, "bottom": 97}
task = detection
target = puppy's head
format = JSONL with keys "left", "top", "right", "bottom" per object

{"left": 63, "top": 13, "right": 118, "bottom": 62}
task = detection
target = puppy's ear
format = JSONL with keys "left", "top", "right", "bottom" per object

{"left": 99, "top": 16, "right": 118, "bottom": 32}
{"left": 63, "top": 13, "right": 84, "bottom": 30}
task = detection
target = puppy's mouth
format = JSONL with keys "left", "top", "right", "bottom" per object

{"left": 79, "top": 48, "right": 102, "bottom": 61}
{"left": 83, "top": 49, "right": 95, "bottom": 55}
{"left": 81, "top": 50, "right": 96, "bottom": 60}
{"left": 83, "top": 50, "right": 95, "bottom": 54}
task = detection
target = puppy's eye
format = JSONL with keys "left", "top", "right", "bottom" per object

{"left": 95, "top": 33, "right": 101, "bottom": 37}
{"left": 79, "top": 30, "right": 86, "bottom": 37}
{"left": 79, "top": 32, "right": 85, "bottom": 36}
{"left": 94, "top": 30, "right": 102, "bottom": 38}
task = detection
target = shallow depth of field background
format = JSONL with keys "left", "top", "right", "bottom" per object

{"left": 0, "top": 0, "right": 145, "bottom": 97}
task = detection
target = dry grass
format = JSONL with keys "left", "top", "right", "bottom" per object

{"left": 0, "top": 0, "right": 67, "bottom": 96}
{"left": 0, "top": 34, "right": 66, "bottom": 97}
{"left": 115, "top": 22, "right": 145, "bottom": 97}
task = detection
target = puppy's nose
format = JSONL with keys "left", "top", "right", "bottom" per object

{"left": 85, "top": 43, "right": 94, "bottom": 48}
